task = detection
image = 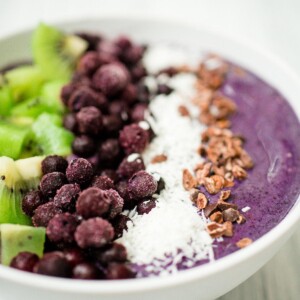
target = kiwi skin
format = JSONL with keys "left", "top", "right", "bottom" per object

{"left": 31, "top": 113, "right": 74, "bottom": 156}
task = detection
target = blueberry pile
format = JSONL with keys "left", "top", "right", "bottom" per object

{"left": 11, "top": 33, "right": 171, "bottom": 280}
{"left": 15, "top": 154, "right": 159, "bottom": 279}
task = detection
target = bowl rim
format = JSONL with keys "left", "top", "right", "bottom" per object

{"left": 0, "top": 12, "right": 300, "bottom": 295}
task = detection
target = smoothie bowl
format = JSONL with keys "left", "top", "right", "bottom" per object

{"left": 0, "top": 16, "right": 299, "bottom": 300}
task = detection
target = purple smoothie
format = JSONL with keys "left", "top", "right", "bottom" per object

{"left": 132, "top": 62, "right": 300, "bottom": 276}
{"left": 214, "top": 64, "right": 300, "bottom": 258}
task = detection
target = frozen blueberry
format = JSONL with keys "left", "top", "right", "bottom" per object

{"left": 114, "top": 35, "right": 132, "bottom": 50}
{"left": 121, "top": 45, "right": 144, "bottom": 65}
{"left": 117, "top": 155, "right": 145, "bottom": 179}
{"left": 41, "top": 155, "right": 68, "bottom": 175}
{"left": 77, "top": 51, "right": 101, "bottom": 75}
{"left": 61, "top": 83, "right": 76, "bottom": 106}
{"left": 136, "top": 83, "right": 150, "bottom": 102}
{"left": 114, "top": 181, "right": 135, "bottom": 209}
{"left": 86, "top": 154, "right": 100, "bottom": 171}
{"left": 106, "top": 263, "right": 135, "bottom": 280}
{"left": 22, "top": 190, "right": 46, "bottom": 217}
{"left": 92, "top": 63, "right": 130, "bottom": 97}
{"left": 108, "top": 101, "right": 129, "bottom": 121}
{"left": 66, "top": 158, "right": 94, "bottom": 186}
{"left": 128, "top": 171, "right": 157, "bottom": 199}
{"left": 100, "top": 169, "right": 118, "bottom": 182}
{"left": 120, "top": 84, "right": 137, "bottom": 105}
{"left": 76, "top": 106, "right": 103, "bottom": 135}
{"left": 72, "top": 135, "right": 96, "bottom": 157}
{"left": 40, "top": 172, "right": 67, "bottom": 198}
{"left": 97, "top": 40, "right": 121, "bottom": 57}
{"left": 68, "top": 86, "right": 107, "bottom": 112}
{"left": 76, "top": 187, "right": 111, "bottom": 219}
{"left": 119, "top": 124, "right": 150, "bottom": 155}
{"left": 75, "top": 218, "right": 114, "bottom": 248}
{"left": 46, "top": 213, "right": 79, "bottom": 245}
{"left": 32, "top": 202, "right": 63, "bottom": 227}
{"left": 157, "top": 84, "right": 173, "bottom": 95}
{"left": 95, "top": 243, "right": 127, "bottom": 265}
{"left": 10, "top": 252, "right": 39, "bottom": 272}
{"left": 63, "top": 113, "right": 78, "bottom": 133}
{"left": 111, "top": 214, "right": 131, "bottom": 238}
{"left": 71, "top": 72, "right": 92, "bottom": 86}
{"left": 72, "top": 262, "right": 99, "bottom": 279}
{"left": 107, "top": 189, "right": 124, "bottom": 219}
{"left": 63, "top": 248, "right": 85, "bottom": 268}
{"left": 115, "top": 180, "right": 129, "bottom": 200}
{"left": 137, "top": 200, "right": 156, "bottom": 215}
{"left": 102, "top": 114, "right": 123, "bottom": 136}
{"left": 130, "top": 64, "right": 147, "bottom": 82}
{"left": 130, "top": 103, "right": 148, "bottom": 122}
{"left": 91, "top": 175, "right": 114, "bottom": 190}
{"left": 34, "top": 252, "right": 71, "bottom": 278}
{"left": 98, "top": 139, "right": 121, "bottom": 164}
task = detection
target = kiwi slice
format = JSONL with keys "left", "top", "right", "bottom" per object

{"left": 4, "top": 66, "right": 45, "bottom": 102}
{"left": 31, "top": 113, "right": 74, "bottom": 156}
{"left": 10, "top": 97, "right": 54, "bottom": 119}
{"left": 32, "top": 23, "right": 88, "bottom": 81}
{"left": 0, "top": 224, "right": 45, "bottom": 265}
{"left": 0, "top": 157, "right": 31, "bottom": 225}
{"left": 15, "top": 156, "right": 44, "bottom": 190}
{"left": 0, "top": 85, "right": 13, "bottom": 116}
{"left": 0, "top": 123, "right": 30, "bottom": 159}
{"left": 11, "top": 81, "right": 66, "bottom": 118}
{"left": 0, "top": 156, "right": 43, "bottom": 226}
{"left": 40, "top": 80, "right": 65, "bottom": 114}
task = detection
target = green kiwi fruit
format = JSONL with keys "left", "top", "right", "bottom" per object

{"left": 0, "top": 85, "right": 13, "bottom": 116}
{"left": 40, "top": 80, "right": 65, "bottom": 114}
{"left": 10, "top": 81, "right": 65, "bottom": 120}
{"left": 0, "top": 157, "right": 30, "bottom": 225}
{"left": 31, "top": 113, "right": 74, "bottom": 156}
{"left": 32, "top": 23, "right": 87, "bottom": 81}
{"left": 10, "top": 97, "right": 54, "bottom": 119}
{"left": 0, "top": 123, "right": 30, "bottom": 159}
{"left": 0, "top": 224, "right": 45, "bottom": 266}
{"left": 4, "top": 66, "right": 45, "bottom": 102}
{"left": 0, "top": 156, "right": 43, "bottom": 226}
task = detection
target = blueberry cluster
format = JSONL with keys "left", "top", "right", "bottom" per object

{"left": 13, "top": 33, "right": 170, "bottom": 280}
{"left": 17, "top": 153, "right": 159, "bottom": 279}
{"left": 60, "top": 33, "right": 155, "bottom": 167}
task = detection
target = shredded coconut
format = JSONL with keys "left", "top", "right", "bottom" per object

{"left": 118, "top": 54, "right": 214, "bottom": 275}
{"left": 127, "top": 153, "right": 140, "bottom": 162}
{"left": 142, "top": 44, "right": 189, "bottom": 74}
{"left": 138, "top": 120, "right": 150, "bottom": 130}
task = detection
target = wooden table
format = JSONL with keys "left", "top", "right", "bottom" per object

{"left": 219, "top": 226, "right": 300, "bottom": 300}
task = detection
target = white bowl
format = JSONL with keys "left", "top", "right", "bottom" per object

{"left": 0, "top": 15, "right": 300, "bottom": 300}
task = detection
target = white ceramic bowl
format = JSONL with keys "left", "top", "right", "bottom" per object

{"left": 0, "top": 15, "right": 300, "bottom": 300}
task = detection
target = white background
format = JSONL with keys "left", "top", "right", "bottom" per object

{"left": 1, "top": 0, "right": 300, "bottom": 74}
{"left": 1, "top": 0, "right": 300, "bottom": 299}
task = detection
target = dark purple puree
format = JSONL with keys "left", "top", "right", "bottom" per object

{"left": 133, "top": 64, "right": 300, "bottom": 276}
{"left": 212, "top": 65, "right": 300, "bottom": 258}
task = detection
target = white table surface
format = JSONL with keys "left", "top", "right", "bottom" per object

{"left": 0, "top": 1, "right": 300, "bottom": 299}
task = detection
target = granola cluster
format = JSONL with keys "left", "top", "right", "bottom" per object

{"left": 181, "top": 56, "right": 254, "bottom": 247}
